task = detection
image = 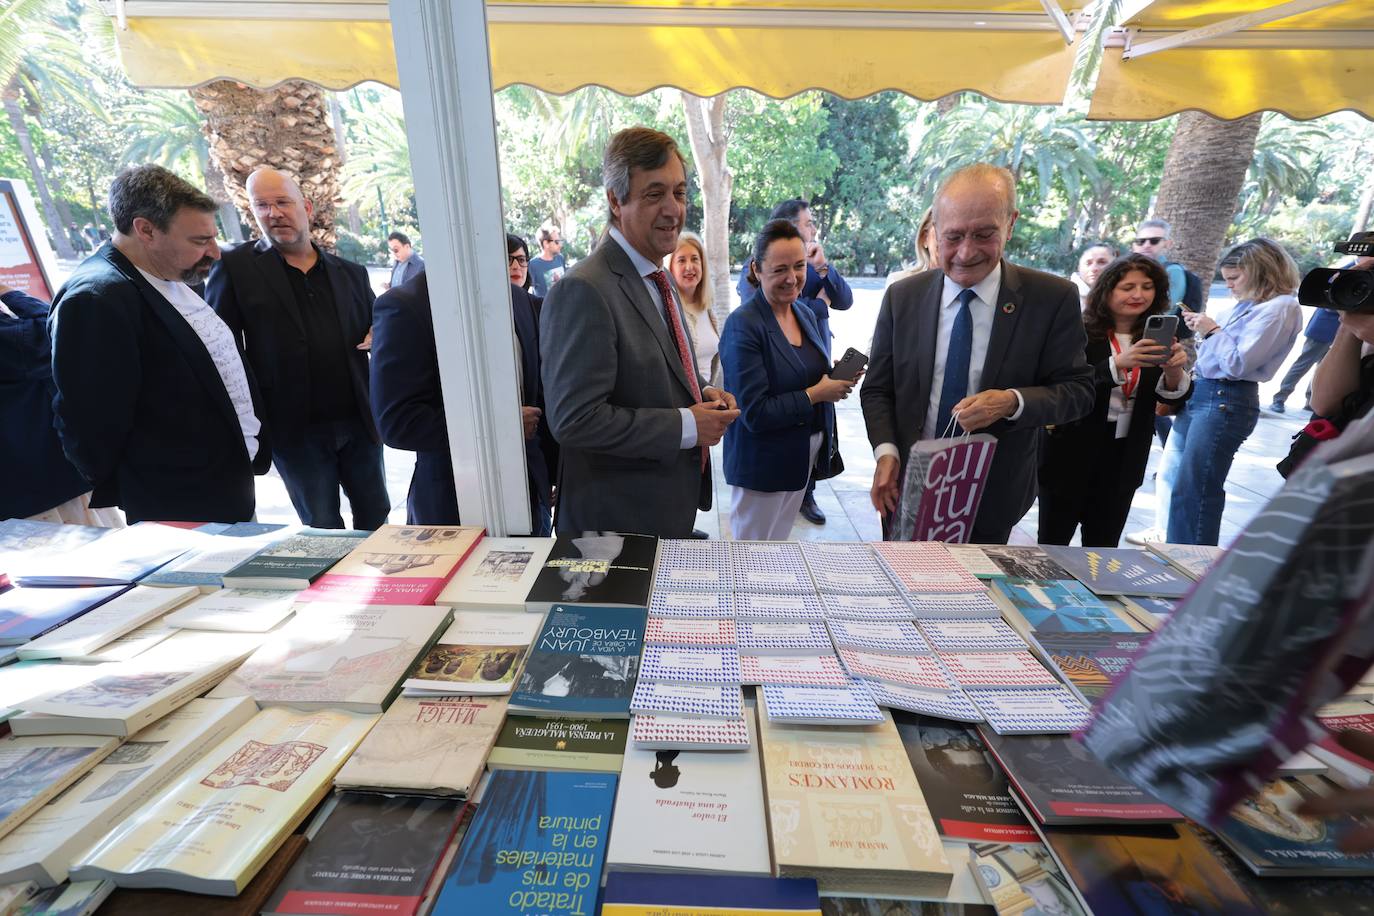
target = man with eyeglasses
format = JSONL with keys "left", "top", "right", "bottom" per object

{"left": 529, "top": 222, "right": 566, "bottom": 299}
{"left": 1132, "top": 219, "right": 1203, "bottom": 316}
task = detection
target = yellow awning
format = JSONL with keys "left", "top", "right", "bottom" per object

{"left": 1089, "top": 0, "right": 1374, "bottom": 121}
{"left": 107, "top": 0, "right": 1077, "bottom": 105}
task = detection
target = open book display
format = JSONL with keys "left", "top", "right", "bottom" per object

{"left": 1, "top": 516, "right": 1371, "bottom": 915}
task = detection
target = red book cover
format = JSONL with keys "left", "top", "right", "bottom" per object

{"left": 297, "top": 525, "right": 484, "bottom": 606}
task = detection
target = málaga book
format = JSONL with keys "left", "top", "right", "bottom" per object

{"left": 71, "top": 707, "right": 377, "bottom": 896}
{"left": 434, "top": 536, "right": 554, "bottom": 611}
{"left": 333, "top": 694, "right": 507, "bottom": 797}
{"left": 0, "top": 734, "right": 118, "bottom": 842}
{"left": 15, "top": 586, "right": 198, "bottom": 660}
{"left": 486, "top": 716, "right": 628, "bottom": 773}
{"left": 606, "top": 713, "right": 771, "bottom": 876}
{"left": 297, "top": 525, "right": 484, "bottom": 605}
{"left": 524, "top": 532, "right": 657, "bottom": 614}
{"left": 401, "top": 612, "right": 541, "bottom": 696}
{"left": 209, "top": 603, "right": 451, "bottom": 713}
{"left": 509, "top": 604, "right": 646, "bottom": 718}
{"left": 220, "top": 528, "right": 367, "bottom": 590}
{"left": 0, "top": 697, "right": 257, "bottom": 887}
{"left": 755, "top": 700, "right": 953, "bottom": 898}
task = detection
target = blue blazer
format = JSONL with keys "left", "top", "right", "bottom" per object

{"left": 735, "top": 262, "right": 852, "bottom": 354}
{"left": 721, "top": 292, "right": 841, "bottom": 493}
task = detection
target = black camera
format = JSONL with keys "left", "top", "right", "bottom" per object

{"left": 1298, "top": 235, "right": 1374, "bottom": 312}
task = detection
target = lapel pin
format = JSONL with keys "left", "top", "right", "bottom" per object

{"left": 1001, "top": 302, "right": 1016, "bottom": 315}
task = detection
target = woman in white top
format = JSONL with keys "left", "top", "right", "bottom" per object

{"left": 884, "top": 206, "right": 939, "bottom": 289}
{"left": 668, "top": 231, "right": 721, "bottom": 390}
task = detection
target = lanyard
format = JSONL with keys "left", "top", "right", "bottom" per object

{"left": 1109, "top": 335, "right": 1140, "bottom": 400}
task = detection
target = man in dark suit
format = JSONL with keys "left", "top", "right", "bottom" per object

{"left": 385, "top": 231, "right": 425, "bottom": 290}
{"left": 207, "top": 167, "right": 389, "bottom": 530}
{"left": 862, "top": 163, "right": 1094, "bottom": 544}
{"left": 370, "top": 271, "right": 557, "bottom": 531}
{"left": 540, "top": 127, "right": 739, "bottom": 538}
{"left": 48, "top": 164, "right": 271, "bottom": 524}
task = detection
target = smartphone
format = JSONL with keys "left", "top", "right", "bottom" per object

{"left": 831, "top": 347, "right": 869, "bottom": 381}
{"left": 1143, "top": 314, "right": 1179, "bottom": 364}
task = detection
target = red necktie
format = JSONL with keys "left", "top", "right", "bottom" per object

{"left": 649, "top": 269, "right": 707, "bottom": 470}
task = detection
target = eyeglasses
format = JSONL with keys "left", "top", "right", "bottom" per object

{"left": 509, "top": 255, "right": 528, "bottom": 265}
{"left": 1133, "top": 236, "right": 1165, "bottom": 246}
{"left": 547, "top": 238, "right": 562, "bottom": 245}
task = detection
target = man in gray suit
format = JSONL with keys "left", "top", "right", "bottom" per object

{"left": 861, "top": 163, "right": 1094, "bottom": 544}
{"left": 540, "top": 127, "right": 739, "bottom": 537}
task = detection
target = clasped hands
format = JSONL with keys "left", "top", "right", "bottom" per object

{"left": 690, "top": 386, "right": 740, "bottom": 447}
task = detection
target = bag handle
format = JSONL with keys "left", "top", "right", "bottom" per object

{"left": 940, "top": 410, "right": 971, "bottom": 440}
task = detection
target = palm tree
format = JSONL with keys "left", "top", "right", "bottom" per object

{"left": 190, "top": 80, "right": 342, "bottom": 249}
{"left": 122, "top": 91, "right": 244, "bottom": 242}
{"left": 0, "top": 0, "right": 102, "bottom": 258}
{"left": 1154, "top": 112, "right": 1264, "bottom": 296}
{"left": 340, "top": 101, "right": 414, "bottom": 229}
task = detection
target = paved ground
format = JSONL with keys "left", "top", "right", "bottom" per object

{"left": 46, "top": 259, "right": 1312, "bottom": 544}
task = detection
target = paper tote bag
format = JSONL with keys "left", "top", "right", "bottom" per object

{"left": 892, "top": 434, "right": 997, "bottom": 543}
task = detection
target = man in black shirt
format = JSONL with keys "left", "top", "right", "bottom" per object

{"left": 207, "top": 167, "right": 389, "bottom": 529}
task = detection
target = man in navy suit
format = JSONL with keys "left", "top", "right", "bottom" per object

{"left": 370, "top": 271, "right": 557, "bottom": 531}
{"left": 736, "top": 197, "right": 852, "bottom": 525}
{"left": 48, "top": 165, "right": 271, "bottom": 524}
{"left": 207, "top": 167, "right": 389, "bottom": 530}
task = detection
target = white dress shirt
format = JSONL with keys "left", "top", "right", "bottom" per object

{"left": 874, "top": 264, "right": 1024, "bottom": 462}
{"left": 135, "top": 266, "right": 260, "bottom": 459}
{"left": 607, "top": 226, "right": 699, "bottom": 449}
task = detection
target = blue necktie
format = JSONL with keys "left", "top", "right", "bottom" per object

{"left": 935, "top": 288, "right": 977, "bottom": 438}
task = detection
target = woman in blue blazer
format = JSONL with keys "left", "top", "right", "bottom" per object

{"left": 720, "top": 220, "right": 857, "bottom": 540}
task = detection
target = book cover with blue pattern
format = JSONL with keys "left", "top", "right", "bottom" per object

{"left": 433, "top": 769, "right": 614, "bottom": 915}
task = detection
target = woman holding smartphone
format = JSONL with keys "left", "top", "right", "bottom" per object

{"left": 1039, "top": 254, "right": 1190, "bottom": 546}
{"left": 1157, "top": 238, "right": 1301, "bottom": 545}
{"left": 720, "top": 219, "right": 855, "bottom": 540}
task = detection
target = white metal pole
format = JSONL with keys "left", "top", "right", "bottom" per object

{"left": 387, "top": 0, "right": 532, "bottom": 535}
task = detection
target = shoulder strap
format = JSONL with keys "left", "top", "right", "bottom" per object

{"left": 1165, "top": 262, "right": 1187, "bottom": 306}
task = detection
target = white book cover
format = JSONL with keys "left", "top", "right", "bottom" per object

{"left": 838, "top": 649, "right": 952, "bottom": 693}
{"left": 0, "top": 662, "right": 107, "bottom": 723}
{"left": 821, "top": 593, "right": 915, "bottom": 622}
{"left": 760, "top": 683, "right": 885, "bottom": 725}
{"left": 653, "top": 540, "right": 732, "bottom": 593}
{"left": 734, "top": 593, "right": 824, "bottom": 621}
{"left": 905, "top": 592, "right": 1003, "bottom": 619}
{"left": 141, "top": 524, "right": 292, "bottom": 588}
{"left": 800, "top": 542, "right": 896, "bottom": 595}
{"left": 735, "top": 620, "right": 831, "bottom": 655}
{"left": 865, "top": 679, "right": 984, "bottom": 723}
{"left": 937, "top": 651, "right": 1059, "bottom": 689}
{"left": 71, "top": 708, "right": 377, "bottom": 896}
{"left": 739, "top": 653, "right": 848, "bottom": 687}
{"left": 826, "top": 619, "right": 929, "bottom": 655}
{"left": 401, "top": 611, "right": 541, "bottom": 696}
{"left": 14, "top": 630, "right": 262, "bottom": 737}
{"left": 648, "top": 591, "right": 734, "bottom": 619}
{"left": 630, "top": 713, "right": 750, "bottom": 750}
{"left": 0, "top": 734, "right": 119, "bottom": 842}
{"left": 729, "top": 542, "right": 813, "bottom": 593}
{"left": 640, "top": 646, "right": 741, "bottom": 685}
{"left": 644, "top": 617, "right": 736, "bottom": 647}
{"left": 163, "top": 588, "right": 300, "bottom": 632}
{"left": 629, "top": 682, "right": 743, "bottom": 719}
{"left": 209, "top": 603, "right": 450, "bottom": 712}
{"left": 75, "top": 618, "right": 177, "bottom": 663}
{"left": 964, "top": 686, "right": 1091, "bottom": 735}
{"left": 608, "top": 714, "right": 770, "bottom": 875}
{"left": 918, "top": 617, "right": 1028, "bottom": 653}
{"left": 871, "top": 542, "right": 988, "bottom": 594}
{"left": 945, "top": 545, "right": 1006, "bottom": 578}
{"left": 0, "top": 696, "right": 257, "bottom": 887}
{"left": 434, "top": 537, "right": 554, "bottom": 609}
{"left": 16, "top": 586, "right": 200, "bottom": 661}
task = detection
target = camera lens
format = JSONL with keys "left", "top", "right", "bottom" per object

{"left": 1331, "top": 270, "right": 1374, "bottom": 311}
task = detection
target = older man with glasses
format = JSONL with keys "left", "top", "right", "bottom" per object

{"left": 529, "top": 221, "right": 567, "bottom": 298}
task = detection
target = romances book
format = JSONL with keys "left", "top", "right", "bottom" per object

{"left": 434, "top": 536, "right": 553, "bottom": 611}
{"left": 509, "top": 604, "right": 646, "bottom": 718}
{"left": 221, "top": 528, "right": 367, "bottom": 590}
{"left": 209, "top": 603, "right": 450, "bottom": 713}
{"left": 524, "top": 532, "right": 657, "bottom": 613}
{"left": 71, "top": 708, "right": 376, "bottom": 896}
{"left": 755, "top": 701, "right": 953, "bottom": 898}
{"left": 432, "top": 769, "right": 615, "bottom": 916}
{"left": 401, "top": 612, "right": 540, "bottom": 696}
{"left": 299, "top": 525, "right": 484, "bottom": 605}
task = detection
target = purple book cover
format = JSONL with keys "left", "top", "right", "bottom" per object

{"left": 896, "top": 435, "right": 997, "bottom": 544}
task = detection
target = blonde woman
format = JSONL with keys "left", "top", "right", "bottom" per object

{"left": 669, "top": 231, "right": 722, "bottom": 389}
{"left": 884, "top": 206, "right": 939, "bottom": 289}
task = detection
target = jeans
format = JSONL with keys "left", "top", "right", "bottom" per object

{"left": 1272, "top": 336, "right": 1331, "bottom": 407}
{"left": 273, "top": 417, "right": 391, "bottom": 530}
{"left": 1156, "top": 378, "right": 1259, "bottom": 546}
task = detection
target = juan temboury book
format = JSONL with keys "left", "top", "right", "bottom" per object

{"left": 209, "top": 603, "right": 451, "bottom": 713}
{"left": 0, "top": 585, "right": 129, "bottom": 646}
{"left": 524, "top": 533, "right": 657, "bottom": 614}
{"left": 298, "top": 525, "right": 485, "bottom": 605}
{"left": 1029, "top": 631, "right": 1151, "bottom": 706}
{"left": 1212, "top": 775, "right": 1374, "bottom": 877}
{"left": 1040, "top": 545, "right": 1193, "bottom": 599}
{"left": 607, "top": 712, "right": 770, "bottom": 876}
{"left": 15, "top": 586, "right": 199, "bottom": 661}
{"left": 139, "top": 523, "right": 290, "bottom": 589}
{"left": 976, "top": 729, "right": 1180, "bottom": 826}
{"left": 433, "top": 769, "right": 615, "bottom": 916}
{"left": 893, "top": 711, "right": 1037, "bottom": 844}
{"left": 486, "top": 715, "right": 628, "bottom": 772}
{"left": 221, "top": 528, "right": 368, "bottom": 590}
{"left": 509, "top": 604, "right": 646, "bottom": 718}
{"left": 402, "top": 612, "right": 541, "bottom": 696}
{"left": 434, "top": 536, "right": 554, "bottom": 611}
{"left": 0, "top": 697, "right": 257, "bottom": 887}
{"left": 263, "top": 793, "right": 465, "bottom": 916}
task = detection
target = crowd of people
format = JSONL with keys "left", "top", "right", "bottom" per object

{"left": 5, "top": 125, "right": 1374, "bottom": 552}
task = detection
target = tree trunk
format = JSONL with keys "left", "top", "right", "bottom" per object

{"left": 3, "top": 90, "right": 75, "bottom": 259}
{"left": 936, "top": 93, "right": 961, "bottom": 115}
{"left": 1354, "top": 176, "right": 1374, "bottom": 235}
{"left": 1154, "top": 111, "right": 1263, "bottom": 303}
{"left": 680, "top": 91, "right": 733, "bottom": 322}
{"left": 202, "top": 153, "right": 245, "bottom": 243}
{"left": 326, "top": 92, "right": 361, "bottom": 235}
{"left": 190, "top": 80, "right": 342, "bottom": 250}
